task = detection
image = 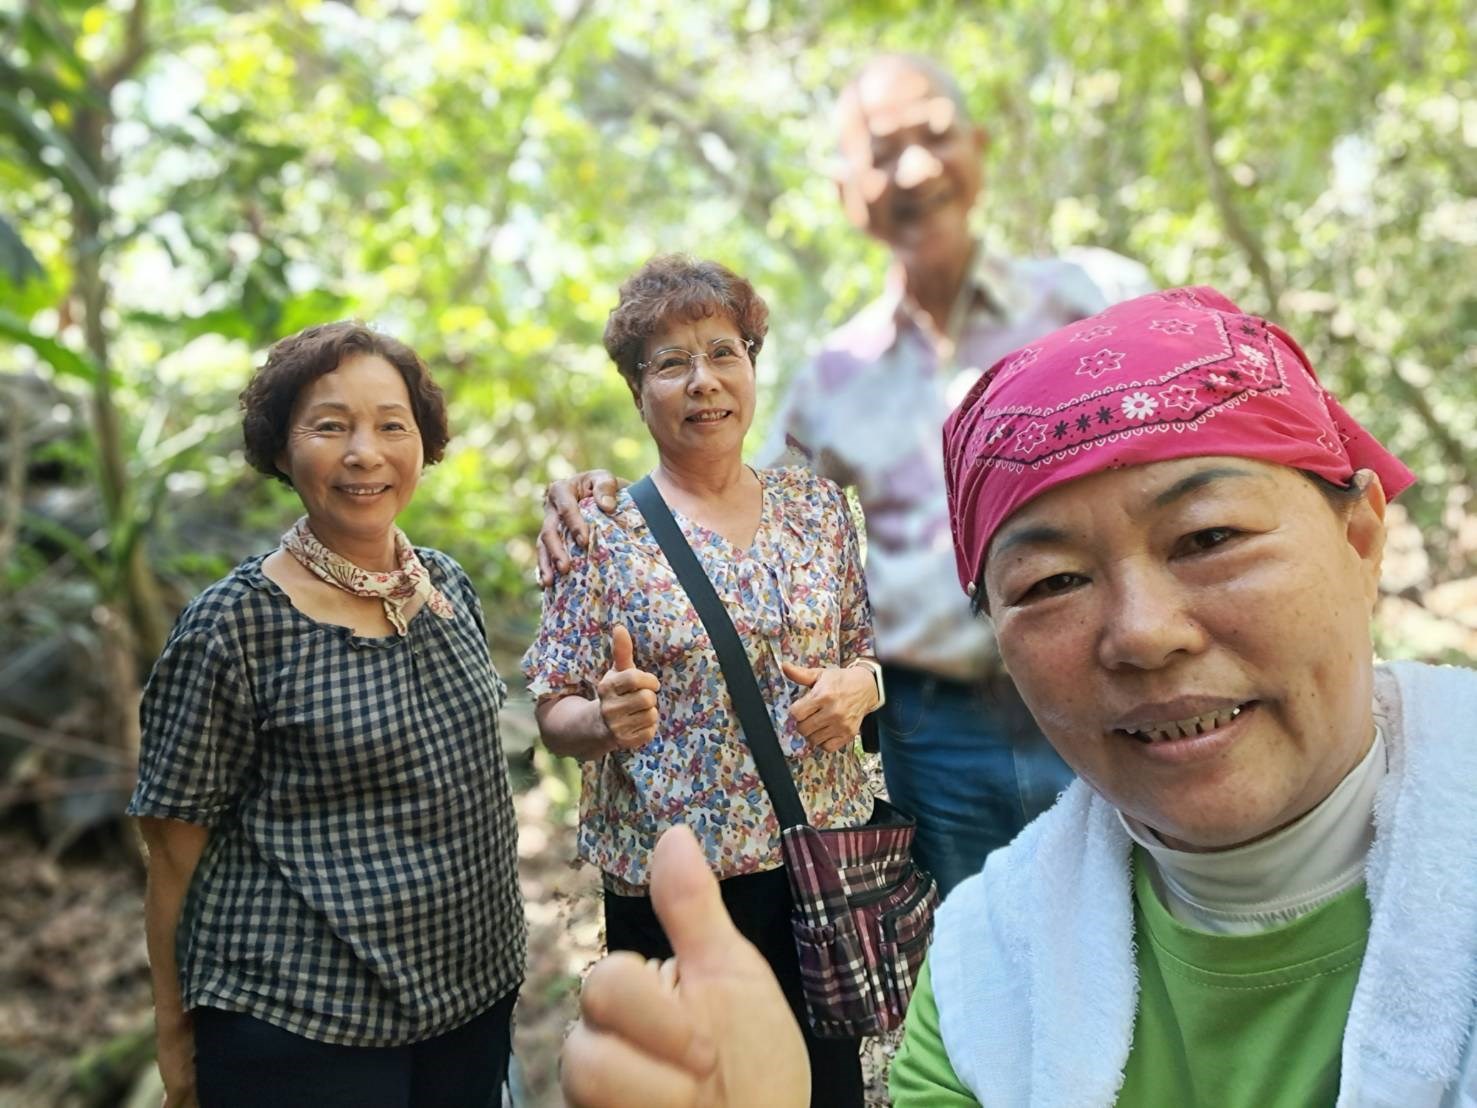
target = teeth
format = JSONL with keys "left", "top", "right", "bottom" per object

{"left": 342, "top": 487, "right": 388, "bottom": 496}
{"left": 690, "top": 411, "right": 728, "bottom": 422}
{"left": 1126, "top": 704, "right": 1244, "bottom": 743}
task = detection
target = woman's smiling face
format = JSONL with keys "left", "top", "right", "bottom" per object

{"left": 276, "top": 353, "right": 424, "bottom": 549}
{"left": 983, "top": 456, "right": 1387, "bottom": 851}
{"left": 634, "top": 313, "right": 756, "bottom": 465}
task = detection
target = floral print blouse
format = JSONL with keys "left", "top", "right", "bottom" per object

{"left": 522, "top": 467, "right": 877, "bottom": 891}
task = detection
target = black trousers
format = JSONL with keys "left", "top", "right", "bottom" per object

{"left": 604, "top": 866, "right": 865, "bottom": 1108}
{"left": 192, "top": 990, "right": 516, "bottom": 1108}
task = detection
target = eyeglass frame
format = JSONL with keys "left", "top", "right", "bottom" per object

{"left": 636, "top": 336, "right": 756, "bottom": 381}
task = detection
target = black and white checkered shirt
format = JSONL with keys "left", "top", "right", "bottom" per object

{"left": 129, "top": 550, "right": 525, "bottom": 1046}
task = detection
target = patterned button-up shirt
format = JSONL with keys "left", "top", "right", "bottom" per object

{"left": 128, "top": 551, "right": 525, "bottom": 1046}
{"left": 522, "top": 467, "right": 877, "bottom": 891}
{"left": 760, "top": 246, "right": 1153, "bottom": 681}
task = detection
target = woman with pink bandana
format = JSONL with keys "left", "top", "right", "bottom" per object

{"left": 555, "top": 288, "right": 1477, "bottom": 1108}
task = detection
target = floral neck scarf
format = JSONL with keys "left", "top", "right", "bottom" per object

{"left": 280, "top": 516, "right": 455, "bottom": 636}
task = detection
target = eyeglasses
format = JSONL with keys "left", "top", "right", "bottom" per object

{"left": 637, "top": 338, "right": 754, "bottom": 383}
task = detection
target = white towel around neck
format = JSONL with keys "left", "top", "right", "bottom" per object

{"left": 930, "top": 662, "right": 1477, "bottom": 1108}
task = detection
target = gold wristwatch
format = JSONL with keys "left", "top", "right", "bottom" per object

{"left": 849, "top": 657, "right": 886, "bottom": 711}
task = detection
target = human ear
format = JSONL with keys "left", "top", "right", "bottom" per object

{"left": 1345, "top": 469, "right": 1388, "bottom": 610}
{"left": 836, "top": 173, "right": 872, "bottom": 234}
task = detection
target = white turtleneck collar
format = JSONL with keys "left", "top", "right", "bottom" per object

{"left": 1120, "top": 728, "right": 1386, "bottom": 935}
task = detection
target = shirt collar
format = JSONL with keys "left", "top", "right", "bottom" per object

{"left": 1121, "top": 727, "right": 1386, "bottom": 933}
{"left": 885, "top": 244, "right": 1024, "bottom": 356}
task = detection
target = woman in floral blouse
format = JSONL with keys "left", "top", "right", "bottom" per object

{"left": 522, "top": 255, "right": 880, "bottom": 1106}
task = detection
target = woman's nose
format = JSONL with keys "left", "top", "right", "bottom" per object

{"left": 685, "top": 356, "right": 721, "bottom": 392}
{"left": 1095, "top": 569, "right": 1208, "bottom": 672}
{"left": 344, "top": 429, "right": 385, "bottom": 467}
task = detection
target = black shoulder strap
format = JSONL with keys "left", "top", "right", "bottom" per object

{"left": 628, "top": 475, "right": 809, "bottom": 830}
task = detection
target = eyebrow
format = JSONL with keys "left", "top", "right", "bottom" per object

{"left": 652, "top": 337, "right": 742, "bottom": 352}
{"left": 991, "top": 523, "right": 1073, "bottom": 557}
{"left": 1149, "top": 465, "right": 1258, "bottom": 509}
{"left": 305, "top": 401, "right": 412, "bottom": 414}
{"left": 991, "top": 465, "right": 1261, "bottom": 558}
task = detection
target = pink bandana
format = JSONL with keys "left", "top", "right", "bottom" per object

{"left": 942, "top": 286, "right": 1415, "bottom": 593}
{"left": 281, "top": 517, "right": 456, "bottom": 635}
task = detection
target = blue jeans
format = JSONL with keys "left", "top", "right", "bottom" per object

{"left": 879, "top": 666, "right": 1074, "bottom": 896}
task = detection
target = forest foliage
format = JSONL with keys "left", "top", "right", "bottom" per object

{"left": 2, "top": 0, "right": 1475, "bottom": 770}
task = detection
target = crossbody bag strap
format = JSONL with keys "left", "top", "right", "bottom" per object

{"left": 628, "top": 475, "right": 810, "bottom": 830}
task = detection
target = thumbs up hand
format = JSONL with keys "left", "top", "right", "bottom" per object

{"left": 781, "top": 660, "right": 878, "bottom": 753}
{"left": 596, "top": 625, "right": 661, "bottom": 751}
{"left": 562, "top": 825, "right": 810, "bottom": 1108}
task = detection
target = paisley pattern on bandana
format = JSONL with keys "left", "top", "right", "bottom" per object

{"left": 963, "top": 307, "right": 1286, "bottom": 471}
{"left": 943, "top": 286, "right": 1416, "bottom": 592}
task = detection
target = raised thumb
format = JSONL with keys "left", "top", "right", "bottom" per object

{"left": 611, "top": 623, "right": 635, "bottom": 671}
{"left": 649, "top": 825, "right": 745, "bottom": 973}
{"left": 781, "top": 660, "right": 821, "bottom": 687}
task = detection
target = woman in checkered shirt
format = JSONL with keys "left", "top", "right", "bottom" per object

{"left": 129, "top": 322, "right": 525, "bottom": 1108}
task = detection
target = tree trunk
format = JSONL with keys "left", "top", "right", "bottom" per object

{"left": 69, "top": 103, "right": 169, "bottom": 665}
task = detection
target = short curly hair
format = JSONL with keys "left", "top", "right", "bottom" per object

{"left": 603, "top": 255, "right": 769, "bottom": 390}
{"left": 240, "top": 321, "right": 450, "bottom": 485}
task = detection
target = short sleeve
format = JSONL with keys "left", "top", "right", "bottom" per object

{"left": 128, "top": 622, "right": 256, "bottom": 828}
{"left": 520, "top": 511, "right": 610, "bottom": 702}
{"left": 832, "top": 482, "right": 875, "bottom": 665}
{"left": 434, "top": 550, "right": 508, "bottom": 709}
{"left": 889, "top": 959, "right": 980, "bottom": 1106}
{"left": 1058, "top": 246, "right": 1157, "bottom": 311}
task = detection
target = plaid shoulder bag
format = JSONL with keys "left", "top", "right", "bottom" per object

{"left": 630, "top": 475, "right": 938, "bottom": 1038}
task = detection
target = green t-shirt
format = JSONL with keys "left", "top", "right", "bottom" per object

{"left": 1120, "top": 849, "right": 1370, "bottom": 1106}
{"left": 890, "top": 957, "right": 979, "bottom": 1106}
{"left": 889, "top": 850, "right": 1371, "bottom": 1107}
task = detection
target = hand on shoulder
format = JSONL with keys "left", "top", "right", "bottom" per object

{"left": 538, "top": 469, "right": 629, "bottom": 585}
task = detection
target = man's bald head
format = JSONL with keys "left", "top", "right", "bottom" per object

{"left": 835, "top": 54, "right": 972, "bottom": 139}
{"left": 832, "top": 54, "right": 986, "bottom": 267}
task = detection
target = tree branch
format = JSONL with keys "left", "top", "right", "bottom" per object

{"left": 1325, "top": 332, "right": 1475, "bottom": 486}
{"left": 449, "top": 0, "right": 595, "bottom": 302}
{"left": 1384, "top": 586, "right": 1477, "bottom": 637}
{"left": 0, "top": 772, "right": 139, "bottom": 812}
{"left": 98, "top": 0, "right": 151, "bottom": 92}
{"left": 0, "top": 713, "right": 136, "bottom": 768}
{"left": 1175, "top": 4, "right": 1280, "bottom": 312}
{"left": 1379, "top": 360, "right": 1473, "bottom": 484}
{"left": 605, "top": 49, "right": 828, "bottom": 277}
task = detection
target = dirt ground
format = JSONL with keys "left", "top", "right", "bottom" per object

{"left": 0, "top": 690, "right": 895, "bottom": 1107}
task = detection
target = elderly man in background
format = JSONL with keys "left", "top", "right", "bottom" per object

{"left": 540, "top": 53, "right": 1153, "bottom": 893}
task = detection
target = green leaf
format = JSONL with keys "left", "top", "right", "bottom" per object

{"left": 0, "top": 91, "right": 103, "bottom": 215}
{"left": 20, "top": 509, "right": 107, "bottom": 586}
{"left": 0, "top": 309, "right": 103, "bottom": 383}
{"left": 0, "top": 214, "right": 44, "bottom": 286}
{"left": 0, "top": 59, "right": 93, "bottom": 106}
{"left": 16, "top": 7, "right": 93, "bottom": 89}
